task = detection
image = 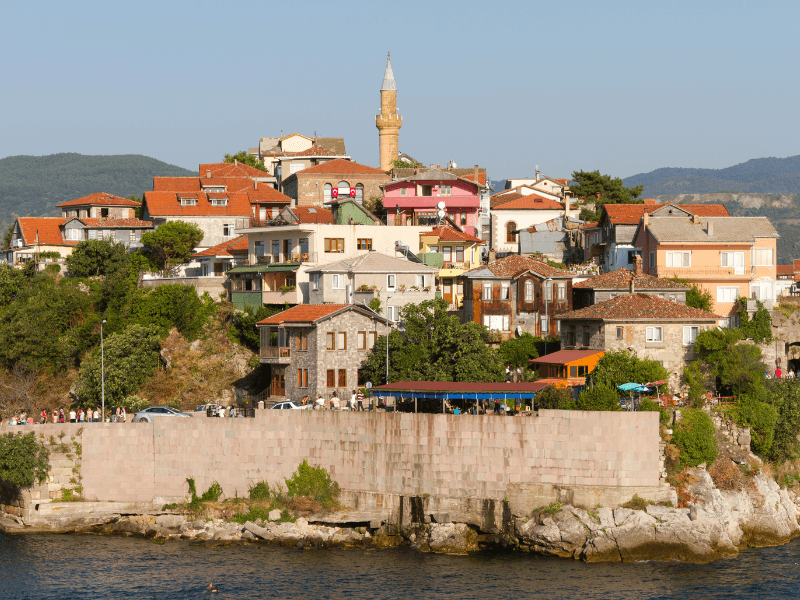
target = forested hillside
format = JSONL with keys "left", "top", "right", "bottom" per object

{"left": 0, "top": 153, "right": 196, "bottom": 232}
{"left": 624, "top": 155, "right": 800, "bottom": 197}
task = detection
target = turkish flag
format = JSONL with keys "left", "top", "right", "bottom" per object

{"left": 350, "top": 187, "right": 356, "bottom": 197}
{"left": 331, "top": 188, "right": 339, "bottom": 198}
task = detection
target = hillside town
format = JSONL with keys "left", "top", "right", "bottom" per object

{"left": 1, "top": 54, "right": 791, "bottom": 408}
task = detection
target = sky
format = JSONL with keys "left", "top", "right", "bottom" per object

{"left": 1, "top": 0, "right": 799, "bottom": 181}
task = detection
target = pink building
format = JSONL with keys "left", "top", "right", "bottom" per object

{"left": 382, "top": 168, "right": 482, "bottom": 236}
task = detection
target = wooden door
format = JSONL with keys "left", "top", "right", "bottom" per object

{"left": 271, "top": 368, "right": 285, "bottom": 397}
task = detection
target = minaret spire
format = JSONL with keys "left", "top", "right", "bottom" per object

{"left": 376, "top": 52, "right": 401, "bottom": 171}
{"left": 381, "top": 52, "right": 396, "bottom": 91}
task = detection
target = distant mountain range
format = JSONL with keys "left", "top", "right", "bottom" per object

{"left": 623, "top": 155, "right": 800, "bottom": 197}
{"left": 0, "top": 153, "right": 196, "bottom": 234}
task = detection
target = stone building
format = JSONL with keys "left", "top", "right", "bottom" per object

{"left": 557, "top": 293, "right": 721, "bottom": 390}
{"left": 57, "top": 192, "right": 141, "bottom": 219}
{"left": 460, "top": 255, "right": 574, "bottom": 341}
{"left": 376, "top": 53, "right": 401, "bottom": 172}
{"left": 257, "top": 304, "right": 391, "bottom": 401}
{"left": 280, "top": 159, "right": 390, "bottom": 207}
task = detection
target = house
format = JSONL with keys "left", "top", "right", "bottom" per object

{"left": 191, "top": 235, "right": 249, "bottom": 277}
{"left": 237, "top": 221, "right": 432, "bottom": 305}
{"left": 578, "top": 222, "right": 601, "bottom": 264}
{"left": 306, "top": 250, "right": 438, "bottom": 319}
{"left": 250, "top": 134, "right": 348, "bottom": 191}
{"left": 558, "top": 293, "right": 721, "bottom": 389}
{"left": 491, "top": 195, "right": 568, "bottom": 255}
{"left": 418, "top": 226, "right": 486, "bottom": 306}
{"left": 597, "top": 201, "right": 729, "bottom": 272}
{"left": 325, "top": 198, "right": 382, "bottom": 225}
{"left": 634, "top": 210, "right": 779, "bottom": 326}
{"left": 280, "top": 159, "right": 389, "bottom": 206}
{"left": 572, "top": 258, "right": 689, "bottom": 309}
{"left": 57, "top": 193, "right": 141, "bottom": 219}
{"left": 504, "top": 171, "right": 571, "bottom": 196}
{"left": 256, "top": 303, "right": 391, "bottom": 401}
{"left": 529, "top": 349, "right": 605, "bottom": 387}
{"left": 777, "top": 264, "right": 796, "bottom": 297}
{"left": 382, "top": 167, "right": 484, "bottom": 236}
{"left": 5, "top": 215, "right": 154, "bottom": 264}
{"left": 460, "top": 254, "right": 574, "bottom": 340}
{"left": 517, "top": 217, "right": 586, "bottom": 265}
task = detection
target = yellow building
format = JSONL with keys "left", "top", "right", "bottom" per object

{"left": 419, "top": 226, "right": 485, "bottom": 306}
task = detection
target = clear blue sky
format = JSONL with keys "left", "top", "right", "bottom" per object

{"left": 2, "top": 0, "right": 798, "bottom": 181}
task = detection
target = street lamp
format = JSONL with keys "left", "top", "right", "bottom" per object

{"left": 101, "top": 319, "right": 106, "bottom": 423}
{"left": 544, "top": 279, "right": 552, "bottom": 356}
{"left": 385, "top": 295, "right": 393, "bottom": 385}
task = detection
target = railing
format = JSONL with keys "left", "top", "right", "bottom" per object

{"left": 259, "top": 347, "right": 291, "bottom": 359}
{"left": 442, "top": 261, "right": 472, "bottom": 270}
{"left": 656, "top": 266, "right": 750, "bottom": 278}
{"left": 254, "top": 252, "right": 316, "bottom": 265}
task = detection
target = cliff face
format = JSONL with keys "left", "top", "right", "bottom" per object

{"left": 512, "top": 468, "right": 800, "bottom": 563}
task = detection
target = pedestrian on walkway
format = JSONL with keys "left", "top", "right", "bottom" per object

{"left": 356, "top": 389, "right": 365, "bottom": 412}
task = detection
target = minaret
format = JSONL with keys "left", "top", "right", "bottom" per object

{"left": 376, "top": 53, "right": 402, "bottom": 172}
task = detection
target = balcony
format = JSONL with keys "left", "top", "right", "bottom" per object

{"left": 259, "top": 346, "right": 291, "bottom": 363}
{"left": 255, "top": 252, "right": 316, "bottom": 265}
{"left": 261, "top": 289, "right": 298, "bottom": 304}
{"left": 656, "top": 266, "right": 752, "bottom": 279}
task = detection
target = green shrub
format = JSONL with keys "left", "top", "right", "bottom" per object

{"left": 248, "top": 481, "right": 272, "bottom": 501}
{"left": 672, "top": 409, "right": 718, "bottom": 467}
{"left": 0, "top": 432, "right": 51, "bottom": 488}
{"left": 284, "top": 460, "right": 340, "bottom": 508}
{"left": 200, "top": 481, "right": 223, "bottom": 503}
{"left": 639, "top": 398, "right": 670, "bottom": 426}
{"left": 498, "top": 333, "right": 539, "bottom": 368}
{"left": 130, "top": 284, "right": 215, "bottom": 341}
{"left": 736, "top": 396, "right": 777, "bottom": 456}
{"left": 534, "top": 385, "right": 574, "bottom": 410}
{"left": 575, "top": 384, "right": 621, "bottom": 411}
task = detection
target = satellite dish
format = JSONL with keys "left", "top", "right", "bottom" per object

{"left": 437, "top": 210, "right": 446, "bottom": 219}
{"left": 436, "top": 201, "right": 446, "bottom": 209}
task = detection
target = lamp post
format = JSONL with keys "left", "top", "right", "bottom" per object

{"left": 544, "top": 279, "right": 552, "bottom": 356}
{"left": 101, "top": 319, "right": 106, "bottom": 423}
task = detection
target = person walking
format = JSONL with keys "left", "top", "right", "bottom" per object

{"left": 51, "top": 410, "right": 58, "bottom": 424}
{"left": 69, "top": 409, "right": 76, "bottom": 423}
{"left": 58, "top": 409, "right": 65, "bottom": 423}
{"left": 121, "top": 407, "right": 127, "bottom": 423}
{"left": 40, "top": 410, "right": 47, "bottom": 425}
{"left": 356, "top": 389, "right": 365, "bottom": 412}
{"left": 93, "top": 408, "right": 99, "bottom": 423}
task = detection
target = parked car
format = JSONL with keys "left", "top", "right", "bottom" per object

{"left": 193, "top": 403, "right": 219, "bottom": 415}
{"left": 269, "top": 400, "right": 311, "bottom": 410}
{"left": 133, "top": 406, "right": 193, "bottom": 422}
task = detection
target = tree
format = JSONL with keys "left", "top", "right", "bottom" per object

{"left": 223, "top": 151, "right": 268, "bottom": 173}
{"left": 570, "top": 170, "right": 644, "bottom": 206}
{"left": 588, "top": 349, "right": 669, "bottom": 394}
{"left": 694, "top": 328, "right": 765, "bottom": 397}
{"left": 140, "top": 221, "right": 204, "bottom": 274}
{"left": 2, "top": 224, "right": 12, "bottom": 251}
{"left": 669, "top": 277, "right": 714, "bottom": 312}
{"left": 363, "top": 197, "right": 387, "bottom": 223}
{"left": 231, "top": 304, "right": 283, "bottom": 351}
{"left": 535, "top": 385, "right": 575, "bottom": 409}
{"left": 575, "top": 383, "right": 621, "bottom": 411}
{"left": 360, "top": 299, "right": 505, "bottom": 383}
{"left": 66, "top": 239, "right": 131, "bottom": 278}
{"left": 498, "top": 333, "right": 539, "bottom": 368}
{"left": 672, "top": 409, "right": 718, "bottom": 467}
{"left": 0, "top": 263, "right": 34, "bottom": 307}
{"left": 391, "top": 157, "right": 423, "bottom": 169}
{"left": 760, "top": 382, "right": 800, "bottom": 462}
{"left": 76, "top": 324, "right": 162, "bottom": 408}
{"left": 738, "top": 298, "right": 772, "bottom": 343}
{"left": 130, "top": 284, "right": 215, "bottom": 341}
{"left": 682, "top": 360, "right": 708, "bottom": 407}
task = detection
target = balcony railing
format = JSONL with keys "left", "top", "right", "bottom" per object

{"left": 254, "top": 252, "right": 316, "bottom": 265}
{"left": 260, "top": 346, "right": 291, "bottom": 359}
{"left": 656, "top": 266, "right": 752, "bottom": 278}
{"left": 441, "top": 261, "right": 472, "bottom": 270}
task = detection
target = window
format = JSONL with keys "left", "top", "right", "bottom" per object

{"left": 289, "top": 162, "right": 303, "bottom": 174}
{"left": 483, "top": 283, "right": 492, "bottom": 300}
{"left": 400, "top": 188, "right": 407, "bottom": 196}
{"left": 442, "top": 246, "right": 452, "bottom": 263}
{"left": 752, "top": 247, "right": 774, "bottom": 266}
{"left": 337, "top": 181, "right": 350, "bottom": 198}
{"left": 666, "top": 251, "right": 691, "bottom": 267}
{"left": 455, "top": 246, "right": 464, "bottom": 262}
{"left": 557, "top": 282, "right": 566, "bottom": 300}
{"left": 506, "top": 221, "right": 517, "bottom": 243}
{"left": 338, "top": 369, "right": 347, "bottom": 388}
{"left": 180, "top": 198, "right": 197, "bottom": 206}
{"left": 297, "top": 331, "right": 307, "bottom": 351}
{"left": 311, "top": 274, "right": 320, "bottom": 290}
{"left": 254, "top": 241, "right": 265, "bottom": 257}
{"left": 324, "top": 183, "right": 332, "bottom": 202}
{"left": 326, "top": 332, "right": 335, "bottom": 350}
{"left": 627, "top": 250, "right": 640, "bottom": 265}
{"left": 297, "top": 369, "right": 308, "bottom": 388}
{"left": 416, "top": 274, "right": 428, "bottom": 288}
{"left": 524, "top": 280, "right": 534, "bottom": 302}
{"left": 616, "top": 326, "right": 624, "bottom": 340}
{"left": 457, "top": 281, "right": 464, "bottom": 295}
{"left": 440, "top": 185, "right": 451, "bottom": 195}
{"left": 223, "top": 223, "right": 234, "bottom": 237}
{"left": 327, "top": 370, "right": 335, "bottom": 387}
{"left": 332, "top": 274, "right": 345, "bottom": 289}
{"left": 751, "top": 281, "right": 773, "bottom": 301}
{"left": 419, "top": 185, "right": 433, "bottom": 196}
{"left": 129, "top": 230, "right": 136, "bottom": 242}
{"left": 578, "top": 365, "right": 587, "bottom": 377}
{"left": 337, "top": 332, "right": 347, "bottom": 350}
{"left": 646, "top": 326, "right": 663, "bottom": 342}
{"left": 211, "top": 198, "right": 228, "bottom": 206}
{"left": 541, "top": 315, "right": 549, "bottom": 335}
{"left": 65, "top": 228, "right": 82, "bottom": 241}
{"left": 272, "top": 240, "right": 280, "bottom": 259}
{"left": 500, "top": 283, "right": 510, "bottom": 300}
{"left": 386, "top": 306, "right": 399, "bottom": 322}
{"left": 649, "top": 251, "right": 655, "bottom": 270}
{"left": 357, "top": 238, "right": 372, "bottom": 250}
{"left": 683, "top": 326, "right": 699, "bottom": 346}
{"left": 583, "top": 326, "right": 590, "bottom": 346}
{"left": 544, "top": 282, "right": 553, "bottom": 301}
{"left": 717, "top": 286, "right": 739, "bottom": 303}
{"left": 355, "top": 184, "right": 364, "bottom": 202}
{"left": 357, "top": 332, "right": 366, "bottom": 350}
{"left": 594, "top": 233, "right": 600, "bottom": 245}
{"left": 443, "top": 280, "right": 452, "bottom": 296}
{"left": 324, "top": 238, "right": 344, "bottom": 253}
{"left": 387, "top": 274, "right": 396, "bottom": 291}
{"left": 570, "top": 366, "right": 577, "bottom": 378}
{"left": 461, "top": 213, "right": 467, "bottom": 226}
{"left": 483, "top": 315, "right": 510, "bottom": 331}
{"left": 369, "top": 332, "right": 378, "bottom": 349}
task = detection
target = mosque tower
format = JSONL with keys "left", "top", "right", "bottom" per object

{"left": 375, "top": 53, "right": 402, "bottom": 171}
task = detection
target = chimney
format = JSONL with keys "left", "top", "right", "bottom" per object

{"left": 707, "top": 220, "right": 714, "bottom": 236}
{"left": 234, "top": 159, "right": 238, "bottom": 166}
{"left": 430, "top": 164, "right": 435, "bottom": 169}
{"left": 692, "top": 214, "right": 701, "bottom": 224}
{"left": 474, "top": 164, "right": 479, "bottom": 186}
{"left": 634, "top": 255, "right": 643, "bottom": 277}
{"left": 437, "top": 164, "right": 441, "bottom": 169}
{"left": 643, "top": 212, "right": 649, "bottom": 227}
{"left": 206, "top": 170, "right": 211, "bottom": 178}
{"left": 630, "top": 276, "right": 635, "bottom": 294}
{"left": 254, "top": 180, "right": 258, "bottom": 190}
{"left": 643, "top": 199, "right": 656, "bottom": 205}
{"left": 565, "top": 196, "right": 571, "bottom": 220}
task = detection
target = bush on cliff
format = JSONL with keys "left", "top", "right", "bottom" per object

{"left": 0, "top": 432, "right": 50, "bottom": 489}
{"left": 130, "top": 284, "right": 215, "bottom": 341}
{"left": 639, "top": 397, "right": 670, "bottom": 425}
{"left": 588, "top": 350, "right": 669, "bottom": 394}
{"left": 285, "top": 460, "right": 340, "bottom": 510}
{"left": 535, "top": 385, "right": 575, "bottom": 410}
{"left": 733, "top": 395, "right": 777, "bottom": 457}
{"left": 761, "top": 381, "right": 800, "bottom": 462}
{"left": 497, "top": 334, "right": 539, "bottom": 368}
{"left": 672, "top": 409, "right": 718, "bottom": 467}
{"left": 574, "top": 384, "right": 621, "bottom": 411}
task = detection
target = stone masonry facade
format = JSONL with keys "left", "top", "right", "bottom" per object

{"left": 284, "top": 172, "right": 389, "bottom": 206}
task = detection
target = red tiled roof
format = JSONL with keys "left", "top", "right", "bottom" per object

{"left": 573, "top": 268, "right": 688, "bottom": 290}
{"left": 289, "top": 158, "right": 386, "bottom": 176}
{"left": 153, "top": 177, "right": 202, "bottom": 192}
{"left": 143, "top": 191, "right": 252, "bottom": 217}
{"left": 777, "top": 264, "right": 793, "bottom": 275}
{"left": 461, "top": 172, "right": 487, "bottom": 186}
{"left": 372, "top": 381, "right": 548, "bottom": 393}
{"left": 257, "top": 304, "right": 348, "bottom": 325}
{"left": 421, "top": 226, "right": 485, "bottom": 244}
{"left": 490, "top": 192, "right": 524, "bottom": 208}
{"left": 464, "top": 254, "right": 572, "bottom": 278}
{"left": 492, "top": 196, "right": 564, "bottom": 211}
{"left": 199, "top": 162, "right": 269, "bottom": 179}
{"left": 287, "top": 207, "right": 334, "bottom": 224}
{"left": 604, "top": 203, "right": 730, "bottom": 224}
{"left": 73, "top": 218, "right": 154, "bottom": 228}
{"left": 580, "top": 222, "right": 599, "bottom": 229}
{"left": 530, "top": 350, "right": 604, "bottom": 365}
{"left": 246, "top": 186, "right": 293, "bottom": 204}
{"left": 17, "top": 217, "right": 71, "bottom": 246}
{"left": 192, "top": 235, "right": 248, "bottom": 258}
{"left": 558, "top": 293, "right": 720, "bottom": 321}
{"left": 793, "top": 259, "right": 800, "bottom": 271}
{"left": 57, "top": 193, "right": 141, "bottom": 208}
{"left": 292, "top": 146, "right": 336, "bottom": 157}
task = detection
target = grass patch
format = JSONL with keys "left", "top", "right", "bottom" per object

{"left": 534, "top": 502, "right": 563, "bottom": 516}
{"left": 621, "top": 494, "right": 651, "bottom": 511}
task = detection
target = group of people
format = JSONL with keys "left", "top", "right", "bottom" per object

{"left": 1, "top": 407, "right": 129, "bottom": 426}
{"left": 505, "top": 365, "right": 525, "bottom": 382}
{"left": 770, "top": 367, "right": 797, "bottom": 380}
{"left": 300, "top": 390, "right": 367, "bottom": 411}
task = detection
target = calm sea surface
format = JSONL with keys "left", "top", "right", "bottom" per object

{"left": 1, "top": 533, "right": 798, "bottom": 599}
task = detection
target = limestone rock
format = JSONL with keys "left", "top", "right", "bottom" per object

{"left": 268, "top": 509, "right": 282, "bottom": 521}
{"left": 427, "top": 523, "right": 479, "bottom": 555}
{"left": 155, "top": 515, "right": 184, "bottom": 529}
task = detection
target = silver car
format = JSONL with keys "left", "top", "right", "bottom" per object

{"left": 133, "top": 406, "right": 193, "bottom": 422}
{"left": 269, "top": 400, "right": 311, "bottom": 410}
